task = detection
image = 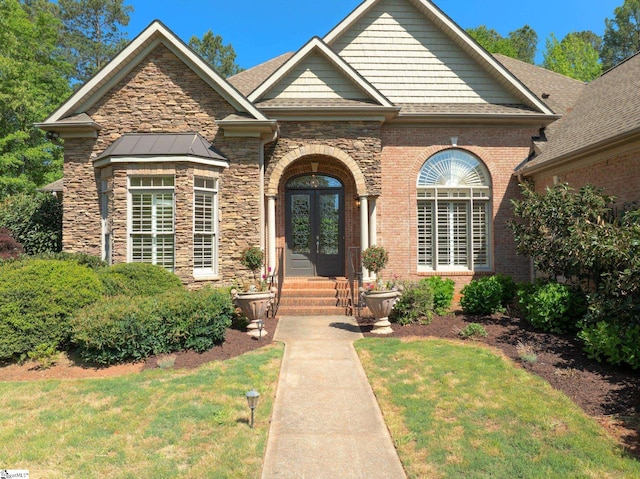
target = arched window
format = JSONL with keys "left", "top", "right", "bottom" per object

{"left": 417, "top": 149, "right": 491, "bottom": 271}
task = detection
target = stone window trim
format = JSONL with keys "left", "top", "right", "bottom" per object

{"left": 127, "top": 175, "right": 176, "bottom": 271}
{"left": 193, "top": 176, "right": 219, "bottom": 280}
{"left": 416, "top": 149, "right": 492, "bottom": 273}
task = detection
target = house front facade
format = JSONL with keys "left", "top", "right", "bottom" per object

{"left": 39, "top": 0, "right": 607, "bottom": 290}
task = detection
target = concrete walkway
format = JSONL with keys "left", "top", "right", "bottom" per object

{"left": 261, "top": 315, "right": 406, "bottom": 479}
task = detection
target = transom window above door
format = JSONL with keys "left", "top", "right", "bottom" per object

{"left": 417, "top": 149, "right": 492, "bottom": 272}
{"left": 287, "top": 174, "right": 342, "bottom": 189}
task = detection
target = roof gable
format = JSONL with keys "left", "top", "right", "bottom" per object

{"left": 248, "top": 37, "right": 393, "bottom": 108}
{"left": 324, "top": 0, "right": 553, "bottom": 114}
{"left": 41, "top": 21, "right": 268, "bottom": 125}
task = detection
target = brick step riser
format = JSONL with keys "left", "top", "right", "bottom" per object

{"left": 278, "top": 298, "right": 348, "bottom": 308}
{"left": 279, "top": 290, "right": 348, "bottom": 298}
{"left": 276, "top": 306, "right": 350, "bottom": 316}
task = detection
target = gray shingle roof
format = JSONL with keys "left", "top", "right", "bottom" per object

{"left": 522, "top": 52, "right": 640, "bottom": 171}
{"left": 493, "top": 54, "right": 585, "bottom": 116}
{"left": 397, "top": 103, "right": 540, "bottom": 116}
{"left": 96, "top": 133, "right": 227, "bottom": 161}
{"left": 228, "top": 52, "right": 295, "bottom": 96}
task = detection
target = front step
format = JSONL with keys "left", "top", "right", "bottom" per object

{"left": 276, "top": 278, "right": 353, "bottom": 316}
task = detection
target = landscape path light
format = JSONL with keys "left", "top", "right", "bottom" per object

{"left": 245, "top": 389, "right": 260, "bottom": 428}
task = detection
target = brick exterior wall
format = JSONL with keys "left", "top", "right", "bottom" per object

{"left": 378, "top": 126, "right": 535, "bottom": 286}
{"left": 532, "top": 147, "right": 640, "bottom": 212}
{"left": 62, "top": 45, "right": 263, "bottom": 285}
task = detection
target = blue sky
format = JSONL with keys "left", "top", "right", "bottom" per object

{"left": 126, "top": 0, "right": 622, "bottom": 69}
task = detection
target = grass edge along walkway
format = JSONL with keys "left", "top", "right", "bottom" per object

{"left": 0, "top": 344, "right": 283, "bottom": 479}
{"left": 355, "top": 337, "right": 640, "bottom": 479}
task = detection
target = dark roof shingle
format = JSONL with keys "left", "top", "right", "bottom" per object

{"left": 522, "top": 52, "right": 640, "bottom": 170}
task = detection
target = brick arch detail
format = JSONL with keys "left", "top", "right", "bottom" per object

{"left": 267, "top": 144, "right": 367, "bottom": 196}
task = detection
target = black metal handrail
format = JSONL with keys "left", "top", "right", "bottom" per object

{"left": 268, "top": 247, "right": 284, "bottom": 318}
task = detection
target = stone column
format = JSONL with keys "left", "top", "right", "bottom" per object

{"left": 360, "top": 196, "right": 369, "bottom": 280}
{"left": 267, "top": 195, "right": 277, "bottom": 276}
{"left": 368, "top": 196, "right": 377, "bottom": 249}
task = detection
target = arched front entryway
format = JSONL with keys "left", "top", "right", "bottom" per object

{"left": 266, "top": 145, "right": 376, "bottom": 280}
{"left": 285, "top": 174, "right": 344, "bottom": 276}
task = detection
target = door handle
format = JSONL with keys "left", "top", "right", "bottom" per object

{"left": 316, "top": 236, "right": 320, "bottom": 254}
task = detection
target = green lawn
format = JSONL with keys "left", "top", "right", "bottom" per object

{"left": 356, "top": 337, "right": 640, "bottom": 479}
{"left": 0, "top": 344, "right": 283, "bottom": 479}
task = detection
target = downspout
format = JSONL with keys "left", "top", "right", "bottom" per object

{"left": 259, "top": 128, "right": 278, "bottom": 272}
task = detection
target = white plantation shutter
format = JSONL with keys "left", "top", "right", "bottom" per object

{"left": 129, "top": 177, "right": 175, "bottom": 270}
{"left": 194, "top": 178, "right": 218, "bottom": 276}
{"left": 417, "top": 150, "right": 491, "bottom": 270}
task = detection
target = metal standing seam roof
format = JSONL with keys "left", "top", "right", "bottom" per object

{"left": 96, "top": 133, "right": 227, "bottom": 161}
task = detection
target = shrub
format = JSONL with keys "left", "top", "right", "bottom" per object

{"left": 460, "top": 276, "right": 504, "bottom": 315}
{"left": 517, "top": 281, "right": 587, "bottom": 333}
{"left": 0, "top": 193, "right": 62, "bottom": 254}
{"left": 362, "top": 245, "right": 389, "bottom": 275}
{"left": 72, "top": 288, "right": 234, "bottom": 365}
{"left": 34, "top": 252, "right": 107, "bottom": 270}
{"left": 457, "top": 323, "right": 488, "bottom": 340}
{"left": 98, "top": 263, "right": 183, "bottom": 296}
{"left": 494, "top": 274, "right": 517, "bottom": 306}
{"left": 240, "top": 247, "right": 264, "bottom": 279}
{"left": 0, "top": 259, "right": 103, "bottom": 360}
{"left": 421, "top": 276, "right": 454, "bottom": 315}
{"left": 578, "top": 321, "right": 640, "bottom": 370}
{"left": 389, "top": 281, "right": 434, "bottom": 325}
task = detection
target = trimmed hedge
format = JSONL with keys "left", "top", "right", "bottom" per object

{"left": 517, "top": 281, "right": 586, "bottom": 333}
{"left": 0, "top": 259, "right": 104, "bottom": 360}
{"left": 98, "top": 262, "right": 184, "bottom": 296}
{"left": 460, "top": 275, "right": 517, "bottom": 316}
{"left": 72, "top": 288, "right": 234, "bottom": 365}
{"left": 579, "top": 321, "right": 640, "bottom": 370}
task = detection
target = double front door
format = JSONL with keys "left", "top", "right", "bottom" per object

{"left": 285, "top": 175, "right": 344, "bottom": 277}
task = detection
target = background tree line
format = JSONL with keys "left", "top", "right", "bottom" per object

{"left": 468, "top": 0, "right": 640, "bottom": 81}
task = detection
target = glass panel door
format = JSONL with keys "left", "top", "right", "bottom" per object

{"left": 285, "top": 176, "right": 344, "bottom": 277}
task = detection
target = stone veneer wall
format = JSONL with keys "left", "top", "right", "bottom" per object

{"left": 266, "top": 121, "right": 383, "bottom": 195}
{"left": 378, "top": 125, "right": 537, "bottom": 286}
{"left": 63, "top": 44, "right": 263, "bottom": 285}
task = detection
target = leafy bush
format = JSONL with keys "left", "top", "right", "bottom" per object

{"left": 460, "top": 276, "right": 504, "bottom": 315}
{"left": 240, "top": 247, "right": 264, "bottom": 279}
{"left": 517, "top": 281, "right": 586, "bottom": 333}
{"left": 578, "top": 321, "right": 640, "bottom": 370}
{"left": 421, "top": 276, "right": 454, "bottom": 315}
{"left": 98, "top": 263, "right": 183, "bottom": 296}
{"left": 457, "top": 323, "right": 488, "bottom": 340}
{"left": 72, "top": 288, "right": 234, "bottom": 365}
{"left": 389, "top": 281, "right": 434, "bottom": 325}
{"left": 0, "top": 193, "right": 62, "bottom": 254}
{"left": 494, "top": 274, "right": 517, "bottom": 306}
{"left": 0, "top": 259, "right": 103, "bottom": 360}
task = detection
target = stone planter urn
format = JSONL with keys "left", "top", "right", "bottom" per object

{"left": 362, "top": 290, "right": 400, "bottom": 335}
{"left": 233, "top": 290, "right": 274, "bottom": 339}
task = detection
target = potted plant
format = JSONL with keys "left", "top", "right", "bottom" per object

{"left": 361, "top": 245, "right": 400, "bottom": 335}
{"left": 231, "top": 247, "right": 274, "bottom": 338}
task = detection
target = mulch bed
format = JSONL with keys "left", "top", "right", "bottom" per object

{"left": 142, "top": 315, "right": 279, "bottom": 370}
{"left": 356, "top": 311, "right": 640, "bottom": 458}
